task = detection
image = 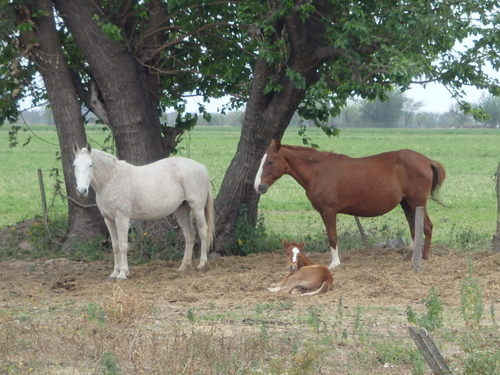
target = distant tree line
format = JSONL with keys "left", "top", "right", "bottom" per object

{"left": 16, "top": 93, "right": 500, "bottom": 129}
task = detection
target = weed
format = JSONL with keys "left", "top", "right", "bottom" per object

{"left": 103, "top": 284, "right": 151, "bottom": 324}
{"left": 463, "top": 349, "right": 498, "bottom": 375}
{"left": 259, "top": 324, "right": 269, "bottom": 344}
{"left": 101, "top": 352, "right": 121, "bottom": 375}
{"left": 304, "top": 306, "right": 322, "bottom": 331}
{"left": 490, "top": 302, "right": 497, "bottom": 327}
{"left": 406, "top": 286, "right": 443, "bottom": 332}
{"left": 85, "top": 302, "right": 106, "bottom": 327}
{"left": 233, "top": 206, "right": 279, "bottom": 255}
{"left": 460, "top": 261, "right": 484, "bottom": 326}
{"left": 186, "top": 308, "right": 196, "bottom": 322}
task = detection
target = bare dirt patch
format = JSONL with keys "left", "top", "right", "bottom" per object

{"left": 1, "top": 247, "right": 499, "bottom": 314}
{"left": 1, "top": 248, "right": 499, "bottom": 374}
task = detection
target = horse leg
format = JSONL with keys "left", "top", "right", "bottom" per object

{"left": 400, "top": 200, "right": 416, "bottom": 258}
{"left": 423, "top": 210, "right": 433, "bottom": 259}
{"left": 175, "top": 203, "right": 195, "bottom": 271}
{"left": 114, "top": 213, "right": 130, "bottom": 280}
{"left": 104, "top": 217, "right": 120, "bottom": 279}
{"left": 191, "top": 205, "right": 209, "bottom": 270}
{"left": 268, "top": 276, "right": 288, "bottom": 292}
{"left": 320, "top": 209, "right": 341, "bottom": 269}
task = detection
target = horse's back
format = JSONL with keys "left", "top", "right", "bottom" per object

{"left": 307, "top": 149, "right": 437, "bottom": 216}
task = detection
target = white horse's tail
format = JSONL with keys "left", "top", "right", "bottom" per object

{"left": 205, "top": 188, "right": 216, "bottom": 250}
{"left": 301, "top": 281, "right": 330, "bottom": 296}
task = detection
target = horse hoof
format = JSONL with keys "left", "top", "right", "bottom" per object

{"left": 267, "top": 287, "right": 281, "bottom": 292}
{"left": 196, "top": 263, "right": 207, "bottom": 271}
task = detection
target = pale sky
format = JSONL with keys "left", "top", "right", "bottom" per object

{"left": 185, "top": 83, "right": 491, "bottom": 114}
{"left": 405, "top": 83, "right": 490, "bottom": 113}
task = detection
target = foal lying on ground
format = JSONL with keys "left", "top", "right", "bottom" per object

{"left": 268, "top": 241, "right": 333, "bottom": 296}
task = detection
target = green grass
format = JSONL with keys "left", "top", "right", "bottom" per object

{"left": 1, "top": 125, "right": 500, "bottom": 252}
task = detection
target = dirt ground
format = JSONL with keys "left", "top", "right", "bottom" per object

{"left": 1, "top": 243, "right": 499, "bottom": 374}
{"left": 1, "top": 246, "right": 499, "bottom": 314}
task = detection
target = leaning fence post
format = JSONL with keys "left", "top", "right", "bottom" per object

{"left": 354, "top": 216, "right": 369, "bottom": 247}
{"left": 37, "top": 168, "right": 48, "bottom": 223}
{"left": 408, "top": 326, "right": 454, "bottom": 375}
{"left": 413, "top": 206, "right": 424, "bottom": 272}
{"left": 492, "top": 162, "right": 500, "bottom": 252}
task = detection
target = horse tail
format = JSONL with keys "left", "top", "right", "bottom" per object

{"left": 430, "top": 159, "right": 446, "bottom": 206}
{"left": 205, "top": 187, "right": 216, "bottom": 250}
{"left": 301, "top": 281, "right": 331, "bottom": 296}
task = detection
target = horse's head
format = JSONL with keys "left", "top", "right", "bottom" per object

{"left": 72, "top": 143, "right": 93, "bottom": 198}
{"left": 284, "top": 240, "right": 306, "bottom": 272}
{"left": 254, "top": 139, "right": 288, "bottom": 194}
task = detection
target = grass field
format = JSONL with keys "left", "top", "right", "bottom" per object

{"left": 1, "top": 125, "right": 499, "bottom": 251}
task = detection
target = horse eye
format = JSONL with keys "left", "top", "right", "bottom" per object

{"left": 267, "top": 161, "right": 273, "bottom": 165}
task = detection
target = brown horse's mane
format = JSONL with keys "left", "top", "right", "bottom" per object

{"left": 281, "top": 144, "right": 339, "bottom": 163}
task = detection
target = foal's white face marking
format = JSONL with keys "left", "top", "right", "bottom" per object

{"left": 73, "top": 148, "right": 93, "bottom": 197}
{"left": 291, "top": 247, "right": 300, "bottom": 263}
{"left": 254, "top": 153, "right": 267, "bottom": 192}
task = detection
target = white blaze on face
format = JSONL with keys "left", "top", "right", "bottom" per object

{"left": 292, "top": 247, "right": 300, "bottom": 263}
{"left": 73, "top": 149, "right": 93, "bottom": 196}
{"left": 254, "top": 153, "right": 267, "bottom": 192}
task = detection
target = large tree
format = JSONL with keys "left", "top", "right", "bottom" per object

{"left": 1, "top": 1, "right": 499, "bottom": 255}
{"left": 1, "top": 0, "right": 250, "bottom": 246}
{"left": 213, "top": 0, "right": 500, "bottom": 252}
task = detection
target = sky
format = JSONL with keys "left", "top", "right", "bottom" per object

{"left": 185, "top": 82, "right": 494, "bottom": 114}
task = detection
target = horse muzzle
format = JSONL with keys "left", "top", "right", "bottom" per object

{"left": 257, "top": 184, "right": 268, "bottom": 194}
{"left": 76, "top": 186, "right": 89, "bottom": 198}
{"left": 289, "top": 264, "right": 298, "bottom": 272}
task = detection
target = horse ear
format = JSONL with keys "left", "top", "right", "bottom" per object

{"left": 73, "top": 143, "right": 80, "bottom": 155}
{"left": 282, "top": 239, "right": 289, "bottom": 249}
{"left": 86, "top": 143, "right": 92, "bottom": 152}
{"left": 271, "top": 138, "right": 281, "bottom": 151}
{"left": 299, "top": 241, "right": 305, "bottom": 250}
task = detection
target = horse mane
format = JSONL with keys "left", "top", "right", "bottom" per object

{"left": 92, "top": 149, "right": 117, "bottom": 160}
{"left": 281, "top": 144, "right": 338, "bottom": 164}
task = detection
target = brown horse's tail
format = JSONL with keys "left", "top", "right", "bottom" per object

{"left": 430, "top": 159, "right": 446, "bottom": 206}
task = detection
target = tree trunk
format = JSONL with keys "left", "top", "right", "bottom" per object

{"left": 214, "top": 9, "right": 330, "bottom": 254}
{"left": 214, "top": 59, "right": 311, "bottom": 253}
{"left": 28, "top": 0, "right": 106, "bottom": 248}
{"left": 53, "top": 0, "right": 168, "bottom": 164}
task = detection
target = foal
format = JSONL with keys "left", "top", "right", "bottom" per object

{"left": 268, "top": 241, "right": 333, "bottom": 296}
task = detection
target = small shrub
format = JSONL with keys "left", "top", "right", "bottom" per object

{"left": 85, "top": 302, "right": 106, "bottom": 327}
{"left": 101, "top": 352, "right": 121, "bottom": 375}
{"left": 463, "top": 350, "right": 498, "bottom": 375}
{"left": 233, "top": 206, "right": 279, "bottom": 255}
{"left": 406, "top": 286, "right": 443, "bottom": 332}
{"left": 460, "top": 261, "right": 484, "bottom": 326}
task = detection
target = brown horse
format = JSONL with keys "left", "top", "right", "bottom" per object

{"left": 268, "top": 241, "right": 333, "bottom": 296}
{"left": 255, "top": 139, "right": 445, "bottom": 268}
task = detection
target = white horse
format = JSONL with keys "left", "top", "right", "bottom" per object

{"left": 73, "top": 144, "right": 215, "bottom": 279}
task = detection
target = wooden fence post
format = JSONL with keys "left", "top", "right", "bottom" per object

{"left": 37, "top": 168, "right": 48, "bottom": 223}
{"left": 408, "top": 326, "right": 454, "bottom": 375}
{"left": 492, "top": 162, "right": 500, "bottom": 252}
{"left": 354, "top": 216, "right": 369, "bottom": 247}
{"left": 413, "top": 206, "right": 424, "bottom": 272}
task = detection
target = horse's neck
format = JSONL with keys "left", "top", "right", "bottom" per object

{"left": 91, "top": 150, "right": 118, "bottom": 191}
{"left": 298, "top": 253, "right": 313, "bottom": 268}
{"left": 283, "top": 146, "right": 324, "bottom": 190}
